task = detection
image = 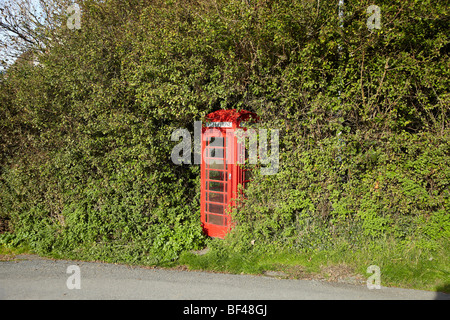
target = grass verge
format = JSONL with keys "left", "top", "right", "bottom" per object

{"left": 0, "top": 244, "right": 34, "bottom": 261}
{"left": 1, "top": 234, "right": 448, "bottom": 293}
{"left": 178, "top": 238, "right": 450, "bottom": 293}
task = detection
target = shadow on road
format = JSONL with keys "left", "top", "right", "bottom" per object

{"left": 434, "top": 284, "right": 450, "bottom": 300}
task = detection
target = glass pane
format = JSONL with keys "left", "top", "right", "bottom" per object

{"left": 209, "top": 170, "right": 224, "bottom": 181}
{"left": 206, "top": 136, "right": 223, "bottom": 146}
{"left": 209, "top": 203, "right": 224, "bottom": 214}
{"left": 209, "top": 162, "right": 224, "bottom": 170}
{"left": 209, "top": 181, "right": 223, "bottom": 192}
{"left": 208, "top": 214, "right": 224, "bottom": 226}
{"left": 209, "top": 192, "right": 224, "bottom": 203}
{"left": 210, "top": 148, "right": 224, "bottom": 160}
{"left": 210, "top": 137, "right": 224, "bottom": 147}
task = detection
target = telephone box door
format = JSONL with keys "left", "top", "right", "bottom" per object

{"left": 201, "top": 128, "right": 234, "bottom": 238}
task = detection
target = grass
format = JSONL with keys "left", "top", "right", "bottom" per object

{"left": 178, "top": 238, "right": 450, "bottom": 293}
{"left": 0, "top": 244, "right": 34, "bottom": 261}
{"left": 1, "top": 233, "right": 448, "bottom": 293}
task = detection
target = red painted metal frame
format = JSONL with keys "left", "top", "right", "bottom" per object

{"left": 200, "top": 109, "right": 258, "bottom": 239}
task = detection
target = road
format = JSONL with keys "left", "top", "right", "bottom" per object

{"left": 0, "top": 254, "right": 448, "bottom": 300}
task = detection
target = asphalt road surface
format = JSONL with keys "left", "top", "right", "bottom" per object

{"left": 1, "top": 254, "right": 448, "bottom": 300}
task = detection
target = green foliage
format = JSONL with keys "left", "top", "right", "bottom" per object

{"left": 0, "top": 0, "right": 448, "bottom": 269}
{"left": 230, "top": 130, "right": 450, "bottom": 251}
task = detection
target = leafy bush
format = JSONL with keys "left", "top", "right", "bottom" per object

{"left": 229, "top": 130, "right": 450, "bottom": 252}
{"left": 0, "top": 0, "right": 448, "bottom": 264}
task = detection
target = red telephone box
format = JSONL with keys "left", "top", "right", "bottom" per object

{"left": 200, "top": 109, "right": 258, "bottom": 238}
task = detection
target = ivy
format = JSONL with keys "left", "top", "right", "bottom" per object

{"left": 0, "top": 0, "right": 448, "bottom": 263}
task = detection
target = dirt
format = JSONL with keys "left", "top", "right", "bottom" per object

{"left": 0, "top": 254, "right": 16, "bottom": 261}
{"left": 265, "top": 263, "right": 366, "bottom": 285}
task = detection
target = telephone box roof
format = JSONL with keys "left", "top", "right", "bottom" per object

{"left": 205, "top": 109, "right": 258, "bottom": 123}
